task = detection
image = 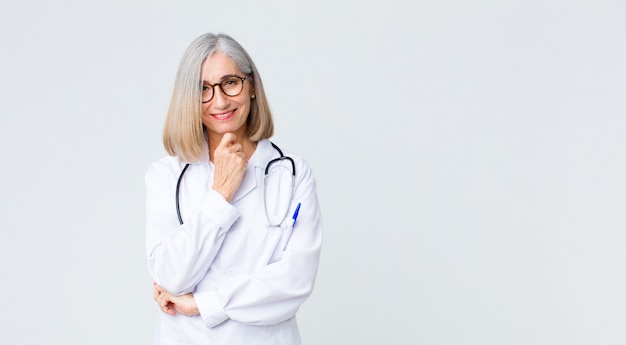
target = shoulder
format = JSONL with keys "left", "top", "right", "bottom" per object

{"left": 264, "top": 140, "right": 316, "bottom": 183}
{"left": 145, "top": 155, "right": 187, "bottom": 185}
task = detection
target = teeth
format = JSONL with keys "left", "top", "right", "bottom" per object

{"left": 213, "top": 111, "right": 233, "bottom": 120}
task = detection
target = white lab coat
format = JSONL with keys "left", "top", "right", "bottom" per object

{"left": 145, "top": 139, "right": 323, "bottom": 345}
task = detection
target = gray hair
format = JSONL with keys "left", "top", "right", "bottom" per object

{"left": 163, "top": 33, "right": 274, "bottom": 162}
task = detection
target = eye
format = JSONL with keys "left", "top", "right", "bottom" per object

{"left": 223, "top": 78, "right": 238, "bottom": 86}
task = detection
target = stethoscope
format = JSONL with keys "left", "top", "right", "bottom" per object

{"left": 176, "top": 142, "right": 295, "bottom": 227}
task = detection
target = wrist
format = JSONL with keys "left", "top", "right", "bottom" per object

{"left": 212, "top": 186, "right": 234, "bottom": 202}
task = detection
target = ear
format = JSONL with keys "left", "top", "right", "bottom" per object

{"left": 249, "top": 79, "right": 255, "bottom": 98}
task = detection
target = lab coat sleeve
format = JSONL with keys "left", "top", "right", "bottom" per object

{"left": 194, "top": 159, "right": 323, "bottom": 327}
{"left": 145, "top": 160, "right": 240, "bottom": 295}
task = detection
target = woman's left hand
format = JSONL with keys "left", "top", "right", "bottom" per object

{"left": 153, "top": 282, "right": 200, "bottom": 316}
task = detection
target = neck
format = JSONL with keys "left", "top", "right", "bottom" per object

{"left": 208, "top": 133, "right": 257, "bottom": 162}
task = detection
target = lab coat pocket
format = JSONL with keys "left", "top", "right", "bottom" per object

{"left": 266, "top": 222, "right": 293, "bottom": 265}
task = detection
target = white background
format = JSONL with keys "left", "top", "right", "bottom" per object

{"left": 1, "top": 1, "right": 625, "bottom": 344}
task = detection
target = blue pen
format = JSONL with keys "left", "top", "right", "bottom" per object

{"left": 283, "top": 203, "right": 301, "bottom": 251}
{"left": 291, "top": 203, "right": 301, "bottom": 227}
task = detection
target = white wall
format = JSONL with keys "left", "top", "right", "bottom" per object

{"left": 1, "top": 1, "right": 625, "bottom": 344}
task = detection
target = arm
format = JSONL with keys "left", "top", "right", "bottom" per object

{"left": 146, "top": 134, "right": 248, "bottom": 295}
{"left": 194, "top": 159, "right": 323, "bottom": 327}
{"left": 145, "top": 162, "right": 239, "bottom": 295}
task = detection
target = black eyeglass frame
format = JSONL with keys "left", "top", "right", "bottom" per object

{"left": 200, "top": 74, "right": 250, "bottom": 104}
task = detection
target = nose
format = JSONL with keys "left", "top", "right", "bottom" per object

{"left": 211, "top": 85, "right": 230, "bottom": 108}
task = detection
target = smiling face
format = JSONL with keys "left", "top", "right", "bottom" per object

{"left": 200, "top": 51, "right": 254, "bottom": 141}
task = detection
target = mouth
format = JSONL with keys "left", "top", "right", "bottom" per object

{"left": 212, "top": 109, "right": 236, "bottom": 120}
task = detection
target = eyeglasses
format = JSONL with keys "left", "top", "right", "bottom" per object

{"left": 201, "top": 75, "right": 249, "bottom": 103}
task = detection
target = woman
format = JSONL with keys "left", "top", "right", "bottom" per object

{"left": 145, "top": 32, "right": 323, "bottom": 344}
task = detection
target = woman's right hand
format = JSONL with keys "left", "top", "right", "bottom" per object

{"left": 211, "top": 133, "right": 247, "bottom": 202}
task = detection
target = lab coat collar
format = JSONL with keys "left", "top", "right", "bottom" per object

{"left": 183, "top": 139, "right": 276, "bottom": 203}
{"left": 231, "top": 139, "right": 275, "bottom": 203}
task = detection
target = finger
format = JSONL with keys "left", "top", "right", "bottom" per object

{"left": 160, "top": 301, "right": 175, "bottom": 316}
{"left": 164, "top": 304, "right": 176, "bottom": 316}
{"left": 230, "top": 143, "right": 243, "bottom": 154}
{"left": 217, "top": 133, "right": 236, "bottom": 150}
{"left": 159, "top": 296, "right": 171, "bottom": 313}
{"left": 235, "top": 151, "right": 246, "bottom": 160}
{"left": 158, "top": 293, "right": 177, "bottom": 316}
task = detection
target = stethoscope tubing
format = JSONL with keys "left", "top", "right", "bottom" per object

{"left": 175, "top": 142, "right": 295, "bottom": 226}
{"left": 175, "top": 163, "right": 191, "bottom": 225}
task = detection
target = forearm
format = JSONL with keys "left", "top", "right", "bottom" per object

{"left": 195, "top": 201, "right": 323, "bottom": 327}
{"left": 147, "top": 189, "right": 240, "bottom": 295}
{"left": 194, "top": 162, "right": 323, "bottom": 327}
